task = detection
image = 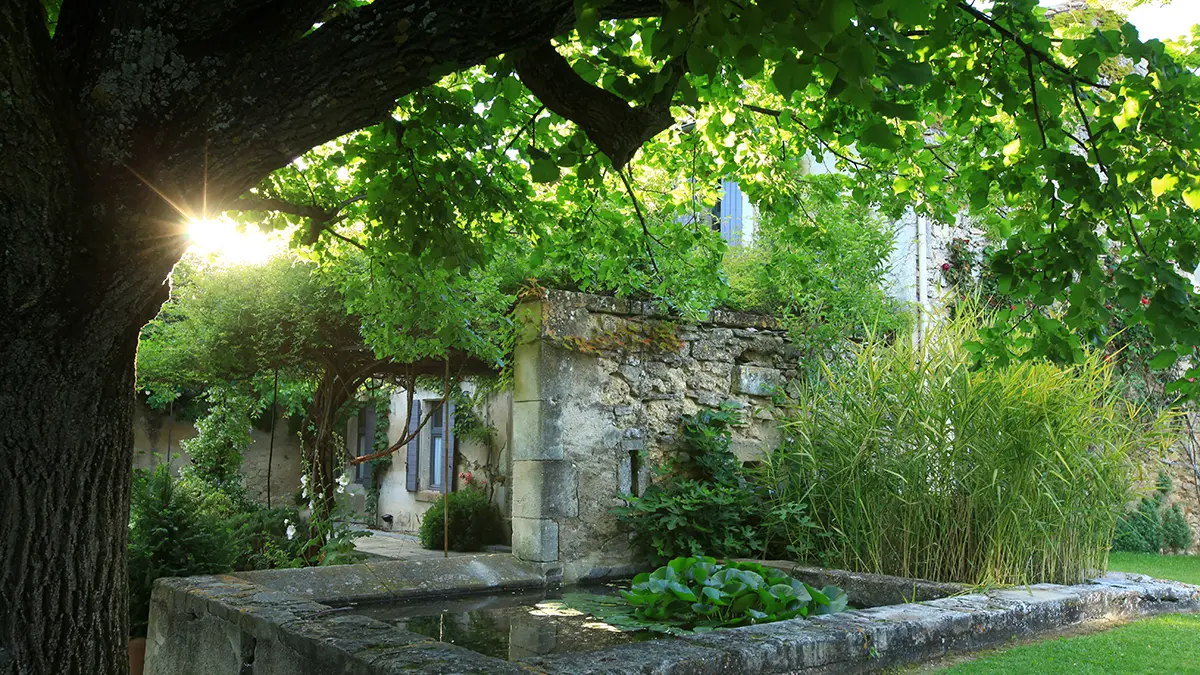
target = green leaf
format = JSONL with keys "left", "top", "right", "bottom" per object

{"left": 687, "top": 43, "right": 719, "bottom": 79}
{"left": 1149, "top": 349, "right": 1178, "bottom": 370}
{"left": 889, "top": 60, "right": 932, "bottom": 87}
{"left": 772, "top": 59, "right": 812, "bottom": 100}
{"left": 530, "top": 159, "right": 560, "bottom": 183}
{"left": 1184, "top": 187, "right": 1200, "bottom": 210}
{"left": 862, "top": 122, "right": 901, "bottom": 150}
{"left": 828, "top": 0, "right": 855, "bottom": 34}
{"left": 1151, "top": 174, "right": 1179, "bottom": 198}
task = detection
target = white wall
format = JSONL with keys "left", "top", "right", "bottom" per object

{"left": 372, "top": 383, "right": 512, "bottom": 537}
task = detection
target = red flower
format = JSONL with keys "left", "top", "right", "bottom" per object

{"left": 1009, "top": 304, "right": 1016, "bottom": 311}
{"left": 1141, "top": 297, "right": 1151, "bottom": 306}
{"left": 941, "top": 262, "right": 951, "bottom": 271}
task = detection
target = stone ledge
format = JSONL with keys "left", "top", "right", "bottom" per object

{"left": 747, "top": 560, "right": 969, "bottom": 607}
{"left": 146, "top": 563, "right": 1200, "bottom": 675}
{"left": 524, "top": 573, "right": 1200, "bottom": 674}
{"left": 542, "top": 288, "right": 783, "bottom": 330}
{"left": 234, "top": 553, "right": 548, "bottom": 605}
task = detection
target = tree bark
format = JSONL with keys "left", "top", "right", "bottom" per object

{"left": 0, "top": 328, "right": 143, "bottom": 675}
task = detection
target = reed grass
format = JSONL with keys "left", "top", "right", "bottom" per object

{"left": 761, "top": 310, "right": 1174, "bottom": 586}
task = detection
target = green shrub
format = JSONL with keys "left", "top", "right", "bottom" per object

{"left": 761, "top": 307, "right": 1172, "bottom": 586}
{"left": 128, "top": 466, "right": 237, "bottom": 637}
{"left": 418, "top": 485, "right": 503, "bottom": 552}
{"left": 563, "top": 556, "right": 847, "bottom": 635}
{"left": 721, "top": 174, "right": 910, "bottom": 360}
{"left": 1163, "top": 503, "right": 1193, "bottom": 553}
{"left": 1113, "top": 497, "right": 1164, "bottom": 554}
{"left": 614, "top": 404, "right": 773, "bottom": 565}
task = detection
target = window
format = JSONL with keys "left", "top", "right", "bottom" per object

{"left": 428, "top": 400, "right": 445, "bottom": 491}
{"left": 405, "top": 397, "right": 456, "bottom": 494}
{"left": 353, "top": 406, "right": 376, "bottom": 485}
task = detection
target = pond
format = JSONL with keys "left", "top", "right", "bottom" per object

{"left": 346, "top": 585, "right": 662, "bottom": 661}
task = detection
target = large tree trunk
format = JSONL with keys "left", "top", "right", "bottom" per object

{"left": 0, "top": 327, "right": 143, "bottom": 675}
{"left": 1, "top": 7, "right": 177, "bottom": 672}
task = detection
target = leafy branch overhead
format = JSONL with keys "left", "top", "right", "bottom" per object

{"left": 193, "top": 0, "right": 1200, "bottom": 396}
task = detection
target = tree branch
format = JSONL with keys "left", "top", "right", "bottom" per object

{"left": 743, "top": 103, "right": 873, "bottom": 171}
{"left": 957, "top": 1, "right": 1109, "bottom": 90}
{"left": 515, "top": 42, "right": 682, "bottom": 169}
{"left": 617, "top": 167, "right": 662, "bottom": 278}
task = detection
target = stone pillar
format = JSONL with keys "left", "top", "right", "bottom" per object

{"left": 510, "top": 299, "right": 566, "bottom": 564}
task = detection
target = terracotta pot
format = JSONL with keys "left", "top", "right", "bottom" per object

{"left": 129, "top": 637, "right": 147, "bottom": 675}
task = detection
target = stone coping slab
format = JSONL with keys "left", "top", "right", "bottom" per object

{"left": 743, "top": 559, "right": 969, "bottom": 607}
{"left": 234, "top": 553, "right": 552, "bottom": 605}
{"left": 146, "top": 554, "right": 1200, "bottom": 675}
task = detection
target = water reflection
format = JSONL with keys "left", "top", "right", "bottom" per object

{"left": 349, "top": 587, "right": 659, "bottom": 661}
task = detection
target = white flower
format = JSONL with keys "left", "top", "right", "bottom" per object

{"left": 336, "top": 473, "right": 350, "bottom": 487}
{"left": 286, "top": 523, "right": 297, "bottom": 541}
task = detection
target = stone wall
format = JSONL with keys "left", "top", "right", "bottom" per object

{"left": 510, "top": 290, "right": 800, "bottom": 579}
{"left": 131, "top": 400, "right": 304, "bottom": 507}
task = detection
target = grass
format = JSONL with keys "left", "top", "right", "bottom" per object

{"left": 1108, "top": 551, "right": 1200, "bottom": 586}
{"left": 919, "top": 554, "right": 1200, "bottom": 673}
{"left": 932, "top": 614, "right": 1200, "bottom": 674}
{"left": 761, "top": 307, "right": 1172, "bottom": 586}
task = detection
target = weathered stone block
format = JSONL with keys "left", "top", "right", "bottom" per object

{"left": 691, "top": 341, "right": 732, "bottom": 361}
{"left": 512, "top": 343, "right": 541, "bottom": 402}
{"left": 511, "top": 517, "right": 559, "bottom": 562}
{"left": 734, "top": 365, "right": 785, "bottom": 396}
{"left": 511, "top": 460, "right": 578, "bottom": 519}
{"left": 511, "top": 400, "right": 565, "bottom": 461}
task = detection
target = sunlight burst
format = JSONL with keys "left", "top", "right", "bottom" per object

{"left": 186, "top": 217, "right": 282, "bottom": 264}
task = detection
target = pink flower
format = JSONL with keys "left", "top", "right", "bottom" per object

{"left": 1190, "top": 378, "right": 1196, "bottom": 383}
{"left": 941, "top": 262, "right": 951, "bottom": 271}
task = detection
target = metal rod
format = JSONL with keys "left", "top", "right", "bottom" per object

{"left": 267, "top": 368, "right": 278, "bottom": 509}
{"left": 443, "top": 357, "right": 451, "bottom": 558}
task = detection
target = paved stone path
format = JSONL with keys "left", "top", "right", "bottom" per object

{"left": 349, "top": 526, "right": 507, "bottom": 561}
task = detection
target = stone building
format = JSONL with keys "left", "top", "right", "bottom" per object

{"left": 350, "top": 289, "right": 802, "bottom": 579}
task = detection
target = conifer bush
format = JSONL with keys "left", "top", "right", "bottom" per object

{"left": 1163, "top": 503, "right": 1193, "bottom": 553}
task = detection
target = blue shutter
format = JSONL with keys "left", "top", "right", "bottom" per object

{"left": 404, "top": 398, "right": 420, "bottom": 492}
{"left": 719, "top": 180, "right": 744, "bottom": 246}
{"left": 358, "top": 406, "right": 377, "bottom": 484}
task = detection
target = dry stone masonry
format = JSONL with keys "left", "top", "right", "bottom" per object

{"left": 510, "top": 290, "right": 802, "bottom": 578}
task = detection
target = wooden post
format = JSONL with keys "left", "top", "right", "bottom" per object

{"left": 443, "top": 356, "right": 451, "bottom": 558}
{"left": 267, "top": 368, "right": 278, "bottom": 509}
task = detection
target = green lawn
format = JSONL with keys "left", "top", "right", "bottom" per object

{"left": 934, "top": 614, "right": 1200, "bottom": 674}
{"left": 1107, "top": 552, "right": 1200, "bottom": 586}
{"left": 929, "top": 554, "right": 1200, "bottom": 674}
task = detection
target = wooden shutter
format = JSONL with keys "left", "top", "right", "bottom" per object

{"left": 405, "top": 398, "right": 420, "bottom": 492}
{"left": 360, "top": 406, "right": 377, "bottom": 484}
{"left": 719, "top": 179, "right": 744, "bottom": 246}
{"left": 446, "top": 399, "right": 456, "bottom": 492}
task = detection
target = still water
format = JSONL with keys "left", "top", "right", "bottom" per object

{"left": 348, "top": 585, "right": 661, "bottom": 661}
